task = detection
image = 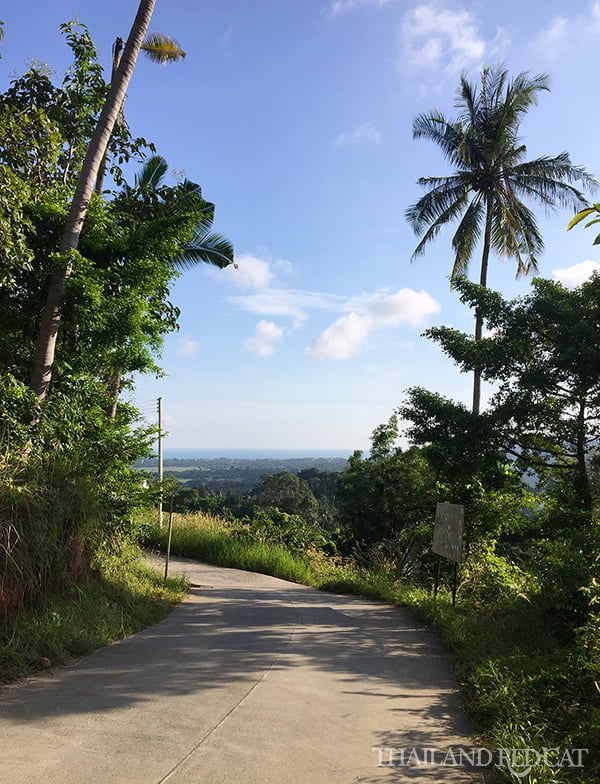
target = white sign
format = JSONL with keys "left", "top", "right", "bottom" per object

{"left": 433, "top": 502, "right": 464, "bottom": 563}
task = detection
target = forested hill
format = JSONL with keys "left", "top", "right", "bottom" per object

{"left": 136, "top": 456, "right": 349, "bottom": 493}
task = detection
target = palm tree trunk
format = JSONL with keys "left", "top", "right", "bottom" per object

{"left": 95, "top": 38, "right": 125, "bottom": 196}
{"left": 576, "top": 399, "right": 592, "bottom": 517}
{"left": 29, "top": 0, "right": 157, "bottom": 400}
{"left": 472, "top": 197, "right": 493, "bottom": 415}
{"left": 106, "top": 366, "right": 122, "bottom": 419}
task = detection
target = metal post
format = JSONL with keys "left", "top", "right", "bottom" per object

{"left": 433, "top": 557, "right": 441, "bottom": 598}
{"left": 164, "top": 496, "right": 174, "bottom": 581}
{"left": 452, "top": 562, "right": 458, "bottom": 607}
{"left": 157, "top": 396, "right": 163, "bottom": 528}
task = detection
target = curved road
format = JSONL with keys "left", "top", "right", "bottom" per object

{"left": 0, "top": 556, "right": 482, "bottom": 783}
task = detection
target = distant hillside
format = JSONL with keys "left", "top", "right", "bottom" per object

{"left": 136, "top": 456, "right": 349, "bottom": 493}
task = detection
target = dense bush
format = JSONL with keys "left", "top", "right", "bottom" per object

{"left": 0, "top": 378, "right": 154, "bottom": 619}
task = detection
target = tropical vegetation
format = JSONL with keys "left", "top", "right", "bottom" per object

{"left": 0, "top": 13, "right": 598, "bottom": 783}
{"left": 0, "top": 12, "right": 232, "bottom": 646}
{"left": 406, "top": 67, "right": 596, "bottom": 412}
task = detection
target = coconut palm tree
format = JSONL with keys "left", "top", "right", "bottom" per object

{"left": 406, "top": 67, "right": 596, "bottom": 414}
{"left": 29, "top": 0, "right": 157, "bottom": 400}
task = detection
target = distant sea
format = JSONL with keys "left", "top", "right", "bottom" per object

{"left": 161, "top": 448, "right": 354, "bottom": 460}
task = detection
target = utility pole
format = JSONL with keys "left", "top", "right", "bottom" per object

{"left": 157, "top": 396, "right": 163, "bottom": 528}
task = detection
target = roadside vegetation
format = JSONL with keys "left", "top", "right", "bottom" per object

{"left": 0, "top": 15, "right": 227, "bottom": 683}
{"left": 0, "top": 13, "right": 598, "bottom": 784}
{"left": 0, "top": 543, "right": 187, "bottom": 683}
{"left": 142, "top": 501, "right": 599, "bottom": 784}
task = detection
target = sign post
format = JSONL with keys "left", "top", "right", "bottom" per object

{"left": 432, "top": 502, "right": 464, "bottom": 606}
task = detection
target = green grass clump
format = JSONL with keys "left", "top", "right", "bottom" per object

{"left": 141, "top": 511, "right": 314, "bottom": 585}
{"left": 405, "top": 592, "right": 599, "bottom": 784}
{"left": 0, "top": 544, "right": 187, "bottom": 683}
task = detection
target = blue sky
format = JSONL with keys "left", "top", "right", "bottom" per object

{"left": 3, "top": 1, "right": 600, "bottom": 450}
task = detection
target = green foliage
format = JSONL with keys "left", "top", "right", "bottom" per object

{"left": 0, "top": 375, "right": 157, "bottom": 617}
{"left": 459, "top": 540, "right": 534, "bottom": 605}
{"left": 411, "top": 275, "right": 600, "bottom": 516}
{"left": 336, "top": 416, "right": 437, "bottom": 548}
{"left": 0, "top": 545, "right": 187, "bottom": 683}
{"left": 526, "top": 538, "right": 594, "bottom": 637}
{"left": 241, "top": 507, "right": 331, "bottom": 553}
{"left": 0, "top": 22, "right": 152, "bottom": 191}
{"left": 251, "top": 470, "right": 320, "bottom": 522}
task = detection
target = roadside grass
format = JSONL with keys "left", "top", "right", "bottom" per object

{"left": 0, "top": 543, "right": 187, "bottom": 683}
{"left": 141, "top": 509, "right": 598, "bottom": 784}
{"left": 140, "top": 511, "right": 314, "bottom": 585}
{"left": 413, "top": 595, "right": 599, "bottom": 784}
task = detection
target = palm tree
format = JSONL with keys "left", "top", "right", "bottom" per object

{"left": 105, "top": 155, "right": 234, "bottom": 417}
{"left": 29, "top": 0, "right": 157, "bottom": 400}
{"left": 406, "top": 67, "right": 596, "bottom": 414}
{"left": 94, "top": 32, "right": 185, "bottom": 195}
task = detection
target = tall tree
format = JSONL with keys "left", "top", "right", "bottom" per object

{"left": 406, "top": 67, "right": 595, "bottom": 414}
{"left": 402, "top": 276, "right": 600, "bottom": 520}
{"left": 29, "top": 0, "right": 158, "bottom": 400}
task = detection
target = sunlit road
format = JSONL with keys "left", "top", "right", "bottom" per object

{"left": 0, "top": 555, "right": 482, "bottom": 783}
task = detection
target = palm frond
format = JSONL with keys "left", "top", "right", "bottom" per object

{"left": 491, "top": 192, "right": 542, "bottom": 276}
{"left": 175, "top": 232, "right": 234, "bottom": 270}
{"left": 451, "top": 197, "right": 485, "bottom": 279}
{"left": 406, "top": 176, "right": 470, "bottom": 234}
{"left": 141, "top": 32, "right": 186, "bottom": 64}
{"left": 509, "top": 162, "right": 594, "bottom": 212}
{"left": 409, "top": 191, "right": 470, "bottom": 261}
{"left": 412, "top": 112, "right": 464, "bottom": 166}
{"left": 134, "top": 155, "right": 168, "bottom": 189}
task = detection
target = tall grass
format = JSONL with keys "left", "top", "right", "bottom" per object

{"left": 141, "top": 511, "right": 314, "bottom": 584}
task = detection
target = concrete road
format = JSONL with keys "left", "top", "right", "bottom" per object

{"left": 0, "top": 556, "right": 483, "bottom": 783}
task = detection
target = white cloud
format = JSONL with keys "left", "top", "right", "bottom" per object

{"left": 217, "top": 253, "right": 272, "bottom": 290}
{"left": 349, "top": 287, "right": 440, "bottom": 325}
{"left": 305, "top": 313, "right": 373, "bottom": 359}
{"left": 176, "top": 337, "right": 200, "bottom": 356}
{"left": 552, "top": 260, "right": 600, "bottom": 288}
{"left": 400, "top": 4, "right": 505, "bottom": 80}
{"left": 216, "top": 251, "right": 440, "bottom": 360}
{"left": 229, "top": 285, "right": 438, "bottom": 330}
{"left": 306, "top": 287, "right": 440, "bottom": 360}
{"left": 533, "top": 16, "right": 570, "bottom": 57}
{"left": 532, "top": 4, "right": 600, "bottom": 59}
{"left": 324, "top": 0, "right": 396, "bottom": 21}
{"left": 227, "top": 288, "right": 346, "bottom": 328}
{"left": 243, "top": 320, "right": 284, "bottom": 356}
{"left": 335, "top": 121, "right": 382, "bottom": 146}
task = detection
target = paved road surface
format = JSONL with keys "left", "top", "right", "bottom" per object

{"left": 0, "top": 556, "right": 482, "bottom": 783}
